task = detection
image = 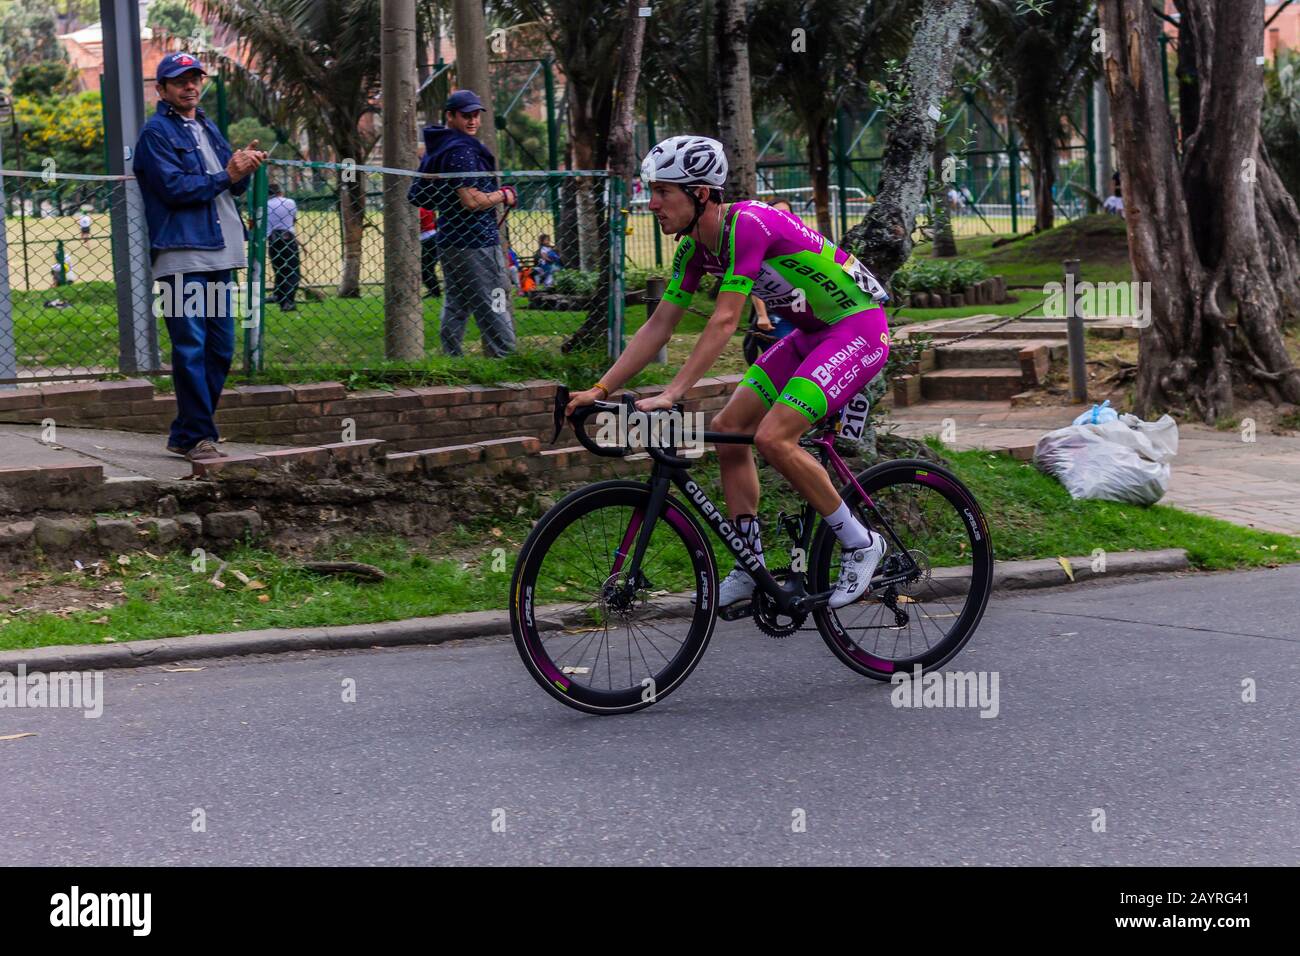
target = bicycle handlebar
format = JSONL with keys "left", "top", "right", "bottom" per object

{"left": 551, "top": 386, "right": 698, "bottom": 466}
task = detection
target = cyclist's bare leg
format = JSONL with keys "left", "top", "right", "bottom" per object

{"left": 753, "top": 404, "right": 841, "bottom": 515}
{"left": 712, "top": 386, "right": 768, "bottom": 518}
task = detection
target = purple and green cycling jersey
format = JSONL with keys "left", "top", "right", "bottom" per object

{"left": 661, "top": 200, "right": 890, "bottom": 331}
{"left": 662, "top": 200, "right": 892, "bottom": 425}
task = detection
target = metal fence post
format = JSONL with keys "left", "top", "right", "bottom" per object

{"left": 645, "top": 275, "right": 666, "bottom": 363}
{"left": 216, "top": 70, "right": 229, "bottom": 140}
{"left": 646, "top": 89, "right": 661, "bottom": 268}
{"left": 102, "top": 0, "right": 159, "bottom": 376}
{"left": 0, "top": 165, "right": 15, "bottom": 387}
{"left": 1008, "top": 127, "right": 1021, "bottom": 235}
{"left": 244, "top": 165, "right": 269, "bottom": 375}
{"left": 543, "top": 57, "right": 560, "bottom": 240}
{"left": 607, "top": 175, "right": 626, "bottom": 361}
{"left": 1064, "top": 258, "right": 1087, "bottom": 403}
{"left": 835, "top": 107, "right": 849, "bottom": 241}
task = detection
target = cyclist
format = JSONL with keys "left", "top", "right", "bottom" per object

{"left": 566, "top": 135, "right": 892, "bottom": 610}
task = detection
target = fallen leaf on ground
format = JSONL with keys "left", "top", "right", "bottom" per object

{"left": 230, "top": 569, "right": 251, "bottom": 585}
{"left": 0, "top": 733, "right": 38, "bottom": 741}
{"left": 1057, "top": 556, "right": 1075, "bottom": 582}
{"left": 117, "top": 555, "right": 131, "bottom": 566}
{"left": 90, "top": 616, "right": 109, "bottom": 624}
{"left": 245, "top": 580, "right": 267, "bottom": 591}
{"left": 257, "top": 594, "right": 270, "bottom": 603}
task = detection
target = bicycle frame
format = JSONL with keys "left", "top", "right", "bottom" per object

{"left": 618, "top": 425, "right": 920, "bottom": 617}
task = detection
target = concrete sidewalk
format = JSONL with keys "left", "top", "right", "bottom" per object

{"left": 889, "top": 401, "right": 1300, "bottom": 535}
{"left": 0, "top": 421, "right": 288, "bottom": 481}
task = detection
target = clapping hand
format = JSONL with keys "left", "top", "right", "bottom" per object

{"left": 226, "top": 140, "right": 269, "bottom": 182}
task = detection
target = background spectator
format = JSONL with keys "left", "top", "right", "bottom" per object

{"left": 133, "top": 51, "right": 266, "bottom": 462}
{"left": 267, "top": 182, "right": 300, "bottom": 311}
{"left": 535, "top": 233, "right": 562, "bottom": 287}
{"left": 419, "top": 206, "right": 442, "bottom": 297}
{"left": 407, "top": 89, "right": 517, "bottom": 358}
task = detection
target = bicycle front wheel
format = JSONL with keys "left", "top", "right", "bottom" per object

{"left": 510, "top": 480, "right": 719, "bottom": 715}
{"left": 810, "top": 459, "right": 994, "bottom": 681}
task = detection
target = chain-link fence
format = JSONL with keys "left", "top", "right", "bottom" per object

{"left": 0, "top": 162, "right": 624, "bottom": 384}
{"left": 0, "top": 170, "right": 159, "bottom": 383}
{"left": 251, "top": 161, "right": 619, "bottom": 372}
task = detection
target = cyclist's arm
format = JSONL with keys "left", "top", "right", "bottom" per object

{"left": 595, "top": 298, "right": 687, "bottom": 394}
{"left": 661, "top": 291, "right": 746, "bottom": 401}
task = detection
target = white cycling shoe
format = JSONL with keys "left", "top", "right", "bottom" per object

{"left": 828, "top": 532, "right": 887, "bottom": 610}
{"left": 718, "top": 566, "right": 757, "bottom": 607}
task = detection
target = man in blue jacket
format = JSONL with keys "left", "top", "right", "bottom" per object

{"left": 133, "top": 52, "right": 267, "bottom": 461}
{"left": 408, "top": 90, "right": 517, "bottom": 357}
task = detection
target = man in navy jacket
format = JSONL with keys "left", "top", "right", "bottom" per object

{"left": 133, "top": 52, "right": 267, "bottom": 461}
{"left": 408, "top": 90, "right": 517, "bottom": 357}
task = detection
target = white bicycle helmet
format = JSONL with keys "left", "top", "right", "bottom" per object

{"left": 640, "top": 135, "right": 728, "bottom": 189}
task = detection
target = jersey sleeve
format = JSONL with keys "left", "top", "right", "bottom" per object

{"left": 719, "top": 206, "right": 774, "bottom": 296}
{"left": 662, "top": 236, "right": 701, "bottom": 307}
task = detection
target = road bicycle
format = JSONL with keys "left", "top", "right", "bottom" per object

{"left": 509, "top": 387, "right": 994, "bottom": 715}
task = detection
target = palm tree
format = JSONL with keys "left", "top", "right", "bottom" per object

{"left": 749, "top": 0, "right": 920, "bottom": 236}
{"left": 640, "top": 0, "right": 721, "bottom": 138}
{"left": 203, "top": 0, "right": 387, "bottom": 298}
{"left": 967, "top": 0, "right": 1098, "bottom": 232}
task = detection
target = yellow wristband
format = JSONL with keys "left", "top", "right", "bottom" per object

{"left": 593, "top": 382, "right": 610, "bottom": 398}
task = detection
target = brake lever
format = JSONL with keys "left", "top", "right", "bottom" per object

{"left": 551, "top": 385, "right": 570, "bottom": 444}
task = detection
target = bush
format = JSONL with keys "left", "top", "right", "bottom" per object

{"left": 892, "top": 258, "right": 989, "bottom": 296}
{"left": 550, "top": 269, "right": 601, "bottom": 296}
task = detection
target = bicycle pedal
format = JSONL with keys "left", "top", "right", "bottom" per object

{"left": 719, "top": 601, "right": 754, "bottom": 622}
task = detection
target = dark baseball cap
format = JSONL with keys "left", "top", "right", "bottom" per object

{"left": 445, "top": 90, "right": 486, "bottom": 113}
{"left": 156, "top": 52, "right": 207, "bottom": 82}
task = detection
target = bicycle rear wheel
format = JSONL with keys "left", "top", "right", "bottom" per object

{"left": 810, "top": 459, "right": 994, "bottom": 681}
{"left": 510, "top": 480, "right": 719, "bottom": 715}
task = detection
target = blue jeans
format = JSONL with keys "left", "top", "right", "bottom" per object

{"left": 159, "top": 270, "right": 236, "bottom": 449}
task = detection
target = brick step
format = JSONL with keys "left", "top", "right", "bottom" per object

{"left": 920, "top": 367, "right": 1025, "bottom": 402}
{"left": 934, "top": 338, "right": 1067, "bottom": 370}
{"left": 922, "top": 324, "right": 1069, "bottom": 342}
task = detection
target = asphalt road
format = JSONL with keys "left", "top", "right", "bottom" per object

{"left": 2, "top": 567, "right": 1297, "bottom": 866}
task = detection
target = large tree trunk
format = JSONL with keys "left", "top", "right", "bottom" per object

{"left": 717, "top": 0, "right": 757, "bottom": 202}
{"left": 931, "top": 133, "right": 958, "bottom": 258}
{"left": 807, "top": 115, "right": 833, "bottom": 237}
{"left": 1025, "top": 125, "right": 1056, "bottom": 232}
{"left": 450, "top": 0, "right": 497, "bottom": 157}
{"left": 382, "top": 0, "right": 423, "bottom": 360}
{"left": 842, "top": 0, "right": 977, "bottom": 285}
{"left": 564, "top": 4, "right": 646, "bottom": 354}
{"left": 338, "top": 170, "right": 366, "bottom": 298}
{"left": 1099, "top": 0, "right": 1300, "bottom": 420}
{"left": 607, "top": 0, "right": 647, "bottom": 192}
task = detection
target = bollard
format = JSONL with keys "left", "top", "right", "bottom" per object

{"left": 645, "top": 274, "right": 667, "bottom": 363}
{"left": 1064, "top": 258, "right": 1087, "bottom": 403}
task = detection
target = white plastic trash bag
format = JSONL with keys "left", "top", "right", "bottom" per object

{"left": 1033, "top": 414, "right": 1179, "bottom": 505}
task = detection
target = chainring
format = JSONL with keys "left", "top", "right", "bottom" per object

{"left": 753, "top": 566, "right": 807, "bottom": 638}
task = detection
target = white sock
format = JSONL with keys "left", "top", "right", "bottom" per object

{"left": 825, "top": 500, "right": 872, "bottom": 549}
{"left": 734, "top": 514, "right": 766, "bottom": 569}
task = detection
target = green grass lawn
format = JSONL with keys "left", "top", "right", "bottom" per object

{"left": 912, "top": 214, "right": 1133, "bottom": 287}
{"left": 14, "top": 279, "right": 613, "bottom": 372}
{"left": 1, "top": 444, "right": 1293, "bottom": 652}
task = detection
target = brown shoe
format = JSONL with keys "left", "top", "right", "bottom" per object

{"left": 166, "top": 443, "right": 188, "bottom": 457}
{"left": 185, "top": 439, "right": 223, "bottom": 462}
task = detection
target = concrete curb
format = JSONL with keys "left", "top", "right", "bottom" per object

{"left": 0, "top": 549, "right": 1191, "bottom": 674}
